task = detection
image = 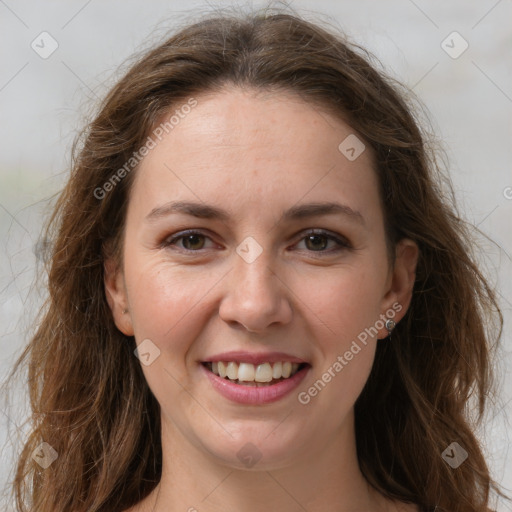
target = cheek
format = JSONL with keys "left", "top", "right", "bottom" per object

{"left": 126, "top": 253, "right": 385, "bottom": 357}
{"left": 297, "top": 264, "right": 385, "bottom": 346}
{"left": 292, "top": 264, "right": 384, "bottom": 403}
{"left": 124, "top": 257, "right": 220, "bottom": 362}
{"left": 124, "top": 260, "right": 222, "bottom": 417}
{"left": 296, "top": 279, "right": 379, "bottom": 419}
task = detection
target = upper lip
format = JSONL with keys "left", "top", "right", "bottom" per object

{"left": 202, "top": 351, "right": 309, "bottom": 365}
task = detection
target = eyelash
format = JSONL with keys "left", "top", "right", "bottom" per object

{"left": 161, "top": 229, "right": 351, "bottom": 256}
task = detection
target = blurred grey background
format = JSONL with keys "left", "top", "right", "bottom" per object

{"left": 1, "top": 0, "right": 511, "bottom": 510}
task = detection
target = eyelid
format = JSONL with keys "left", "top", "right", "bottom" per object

{"left": 292, "top": 228, "right": 352, "bottom": 256}
{"left": 295, "top": 228, "right": 351, "bottom": 248}
{"left": 162, "top": 228, "right": 352, "bottom": 254}
{"left": 162, "top": 229, "right": 219, "bottom": 251}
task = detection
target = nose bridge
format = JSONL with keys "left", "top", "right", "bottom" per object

{"left": 219, "top": 239, "right": 292, "bottom": 331}
{"left": 236, "top": 245, "right": 275, "bottom": 292}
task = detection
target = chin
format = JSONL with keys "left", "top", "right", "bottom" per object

{"left": 197, "top": 422, "right": 307, "bottom": 471}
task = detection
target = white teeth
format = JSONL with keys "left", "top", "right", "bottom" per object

{"left": 238, "top": 362, "right": 255, "bottom": 382}
{"left": 255, "top": 363, "right": 273, "bottom": 382}
{"left": 207, "top": 361, "right": 302, "bottom": 383}
{"left": 226, "top": 362, "right": 238, "bottom": 380}
{"left": 272, "top": 362, "right": 282, "bottom": 379}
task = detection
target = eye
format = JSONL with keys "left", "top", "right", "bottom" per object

{"left": 162, "top": 228, "right": 351, "bottom": 255}
{"left": 163, "top": 230, "right": 216, "bottom": 252}
{"left": 294, "top": 229, "right": 351, "bottom": 254}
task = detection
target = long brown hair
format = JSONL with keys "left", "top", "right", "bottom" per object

{"left": 4, "top": 6, "right": 509, "bottom": 512}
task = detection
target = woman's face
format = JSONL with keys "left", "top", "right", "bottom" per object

{"left": 105, "top": 86, "right": 417, "bottom": 470}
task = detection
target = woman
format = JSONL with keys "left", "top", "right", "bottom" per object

{"left": 8, "top": 7, "right": 508, "bottom": 512}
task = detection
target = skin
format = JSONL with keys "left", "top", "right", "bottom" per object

{"left": 105, "top": 85, "right": 419, "bottom": 512}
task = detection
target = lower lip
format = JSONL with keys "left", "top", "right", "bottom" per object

{"left": 200, "top": 363, "right": 311, "bottom": 405}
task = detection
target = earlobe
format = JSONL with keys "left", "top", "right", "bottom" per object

{"left": 379, "top": 238, "right": 419, "bottom": 337}
{"left": 104, "top": 257, "right": 134, "bottom": 336}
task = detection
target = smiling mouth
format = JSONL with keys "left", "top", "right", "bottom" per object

{"left": 202, "top": 361, "right": 310, "bottom": 386}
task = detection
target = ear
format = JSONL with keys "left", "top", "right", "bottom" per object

{"left": 104, "top": 256, "right": 134, "bottom": 336}
{"left": 378, "top": 238, "right": 419, "bottom": 338}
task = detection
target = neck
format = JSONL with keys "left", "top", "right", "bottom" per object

{"left": 145, "top": 409, "right": 391, "bottom": 512}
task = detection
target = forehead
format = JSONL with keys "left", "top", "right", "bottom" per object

{"left": 130, "top": 86, "right": 380, "bottom": 223}
{"left": 148, "top": 87, "right": 367, "bottom": 162}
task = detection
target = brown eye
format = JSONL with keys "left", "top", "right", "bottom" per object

{"left": 304, "top": 234, "right": 329, "bottom": 251}
{"left": 180, "top": 233, "right": 206, "bottom": 250}
{"left": 295, "top": 229, "right": 351, "bottom": 254}
{"left": 163, "top": 230, "right": 214, "bottom": 252}
{"left": 163, "top": 228, "right": 350, "bottom": 256}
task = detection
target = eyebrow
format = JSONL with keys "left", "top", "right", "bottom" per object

{"left": 145, "top": 200, "right": 365, "bottom": 226}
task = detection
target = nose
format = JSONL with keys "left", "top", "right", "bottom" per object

{"left": 218, "top": 251, "right": 293, "bottom": 333}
